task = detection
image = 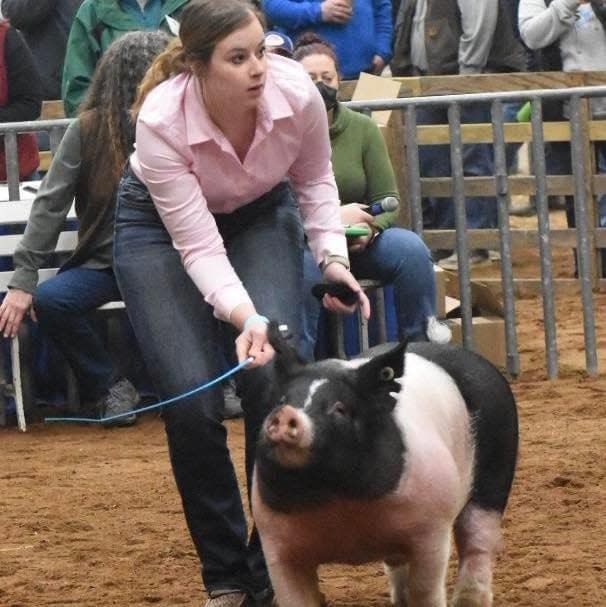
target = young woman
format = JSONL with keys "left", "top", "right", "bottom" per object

{"left": 0, "top": 31, "right": 170, "bottom": 425}
{"left": 292, "top": 33, "right": 451, "bottom": 360}
{"left": 112, "top": 1, "right": 369, "bottom": 605}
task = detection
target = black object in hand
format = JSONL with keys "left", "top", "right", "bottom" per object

{"left": 311, "top": 283, "right": 359, "bottom": 306}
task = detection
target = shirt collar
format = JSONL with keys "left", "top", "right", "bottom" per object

{"left": 183, "top": 67, "right": 295, "bottom": 146}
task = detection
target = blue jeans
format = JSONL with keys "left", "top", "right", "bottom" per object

{"left": 417, "top": 104, "right": 497, "bottom": 230}
{"left": 33, "top": 266, "right": 122, "bottom": 402}
{"left": 300, "top": 227, "right": 437, "bottom": 361}
{"left": 113, "top": 168, "right": 303, "bottom": 599}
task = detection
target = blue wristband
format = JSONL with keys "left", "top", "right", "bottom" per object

{"left": 243, "top": 313, "right": 269, "bottom": 331}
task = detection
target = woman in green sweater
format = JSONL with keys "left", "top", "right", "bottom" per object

{"left": 293, "top": 33, "right": 450, "bottom": 359}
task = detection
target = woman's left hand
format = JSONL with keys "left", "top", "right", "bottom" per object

{"left": 321, "top": 262, "right": 371, "bottom": 319}
{"left": 235, "top": 319, "right": 275, "bottom": 369}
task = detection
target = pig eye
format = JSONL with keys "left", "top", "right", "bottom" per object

{"left": 329, "top": 400, "right": 349, "bottom": 417}
{"left": 380, "top": 366, "right": 395, "bottom": 381}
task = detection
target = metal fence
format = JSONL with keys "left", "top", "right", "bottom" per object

{"left": 347, "top": 85, "right": 606, "bottom": 378}
{"left": 4, "top": 84, "right": 606, "bottom": 378}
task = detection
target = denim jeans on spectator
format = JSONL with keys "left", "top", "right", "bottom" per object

{"left": 33, "top": 266, "right": 124, "bottom": 402}
{"left": 299, "top": 227, "right": 437, "bottom": 361}
{"left": 113, "top": 168, "right": 303, "bottom": 600}
{"left": 417, "top": 104, "right": 497, "bottom": 230}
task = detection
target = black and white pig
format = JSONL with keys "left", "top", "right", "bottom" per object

{"left": 251, "top": 324, "right": 518, "bottom": 607}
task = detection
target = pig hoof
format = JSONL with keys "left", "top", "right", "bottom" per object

{"left": 451, "top": 589, "right": 490, "bottom": 607}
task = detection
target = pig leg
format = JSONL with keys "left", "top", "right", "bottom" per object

{"left": 451, "top": 504, "right": 503, "bottom": 607}
{"left": 405, "top": 528, "right": 451, "bottom": 607}
{"left": 266, "top": 561, "right": 324, "bottom": 607}
{"left": 384, "top": 558, "right": 409, "bottom": 606}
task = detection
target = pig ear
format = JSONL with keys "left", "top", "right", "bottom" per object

{"left": 267, "top": 320, "right": 305, "bottom": 378}
{"left": 355, "top": 340, "right": 406, "bottom": 393}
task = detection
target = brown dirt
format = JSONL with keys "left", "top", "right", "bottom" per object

{"left": 1, "top": 209, "right": 605, "bottom": 607}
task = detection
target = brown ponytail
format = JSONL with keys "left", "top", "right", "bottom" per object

{"left": 131, "top": 37, "right": 190, "bottom": 116}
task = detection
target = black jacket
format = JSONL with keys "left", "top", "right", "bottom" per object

{"left": 2, "top": 0, "right": 82, "bottom": 99}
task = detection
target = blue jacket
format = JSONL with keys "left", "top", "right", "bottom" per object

{"left": 262, "top": 0, "right": 392, "bottom": 80}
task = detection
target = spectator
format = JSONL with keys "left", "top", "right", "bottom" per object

{"left": 0, "top": 18, "right": 40, "bottom": 182}
{"left": 262, "top": 0, "right": 393, "bottom": 80}
{"left": 1, "top": 0, "right": 82, "bottom": 101}
{"left": 290, "top": 32, "right": 450, "bottom": 360}
{"left": 391, "top": 0, "right": 527, "bottom": 269}
{"left": 61, "top": 0, "right": 189, "bottom": 117}
{"left": 112, "top": 1, "right": 370, "bottom": 604}
{"left": 0, "top": 31, "right": 171, "bottom": 426}
{"left": 519, "top": 0, "right": 606, "bottom": 263}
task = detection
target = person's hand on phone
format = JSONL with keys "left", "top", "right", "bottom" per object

{"left": 321, "top": 261, "right": 371, "bottom": 319}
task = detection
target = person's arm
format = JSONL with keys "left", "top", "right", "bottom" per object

{"left": 0, "top": 120, "right": 81, "bottom": 338}
{"left": 0, "top": 27, "right": 42, "bottom": 123}
{"left": 10, "top": 120, "right": 82, "bottom": 293}
{"left": 457, "top": 0, "right": 499, "bottom": 73}
{"left": 62, "top": 8, "right": 101, "bottom": 117}
{"left": 287, "top": 83, "right": 349, "bottom": 267}
{"left": 288, "top": 81, "right": 371, "bottom": 318}
{"left": 518, "top": 0, "right": 578, "bottom": 50}
{"left": 1, "top": 0, "right": 54, "bottom": 29}
{"left": 361, "top": 120, "right": 399, "bottom": 232}
{"left": 372, "top": 0, "right": 393, "bottom": 66}
{"left": 262, "top": 0, "right": 324, "bottom": 30}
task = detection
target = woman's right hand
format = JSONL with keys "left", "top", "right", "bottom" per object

{"left": 0, "top": 288, "right": 35, "bottom": 338}
{"left": 340, "top": 203, "right": 374, "bottom": 227}
{"left": 321, "top": 262, "right": 371, "bottom": 320}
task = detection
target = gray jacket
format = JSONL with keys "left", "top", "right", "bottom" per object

{"left": 10, "top": 120, "right": 113, "bottom": 293}
{"left": 391, "top": 0, "right": 527, "bottom": 76}
{"left": 519, "top": 0, "right": 606, "bottom": 116}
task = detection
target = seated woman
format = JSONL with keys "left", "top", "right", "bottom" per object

{"left": 291, "top": 33, "right": 450, "bottom": 360}
{"left": 0, "top": 31, "right": 170, "bottom": 425}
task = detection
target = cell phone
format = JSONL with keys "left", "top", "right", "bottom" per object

{"left": 311, "top": 283, "right": 359, "bottom": 306}
{"left": 344, "top": 225, "right": 370, "bottom": 237}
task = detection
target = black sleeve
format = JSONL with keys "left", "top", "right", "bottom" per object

{"left": 1, "top": 0, "right": 53, "bottom": 29}
{"left": 0, "top": 27, "right": 42, "bottom": 123}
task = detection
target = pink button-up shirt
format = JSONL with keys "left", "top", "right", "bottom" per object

{"left": 130, "top": 54, "right": 347, "bottom": 322}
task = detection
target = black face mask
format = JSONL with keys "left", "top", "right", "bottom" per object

{"left": 315, "top": 81, "right": 338, "bottom": 111}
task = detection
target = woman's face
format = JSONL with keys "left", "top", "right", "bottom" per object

{"left": 198, "top": 16, "right": 267, "bottom": 112}
{"left": 299, "top": 53, "right": 339, "bottom": 89}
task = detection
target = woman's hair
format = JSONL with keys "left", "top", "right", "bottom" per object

{"left": 292, "top": 31, "right": 339, "bottom": 71}
{"left": 133, "top": 0, "right": 262, "bottom": 114}
{"left": 78, "top": 30, "right": 171, "bottom": 184}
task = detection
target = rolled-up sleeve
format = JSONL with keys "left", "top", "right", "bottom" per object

{"left": 134, "top": 119, "right": 252, "bottom": 321}
{"left": 287, "top": 85, "right": 349, "bottom": 265}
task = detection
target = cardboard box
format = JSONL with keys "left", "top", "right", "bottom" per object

{"left": 350, "top": 72, "right": 401, "bottom": 126}
{"left": 443, "top": 275, "right": 506, "bottom": 368}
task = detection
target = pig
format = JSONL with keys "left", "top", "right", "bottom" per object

{"left": 251, "top": 323, "right": 518, "bottom": 607}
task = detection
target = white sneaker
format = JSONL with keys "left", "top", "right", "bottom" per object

{"left": 426, "top": 316, "right": 452, "bottom": 344}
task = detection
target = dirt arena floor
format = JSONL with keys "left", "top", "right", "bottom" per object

{"left": 1, "top": 209, "right": 605, "bottom": 606}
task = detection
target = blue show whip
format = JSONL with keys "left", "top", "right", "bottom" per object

{"left": 44, "top": 357, "right": 254, "bottom": 425}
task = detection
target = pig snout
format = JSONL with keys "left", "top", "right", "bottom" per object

{"left": 262, "top": 405, "right": 313, "bottom": 467}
